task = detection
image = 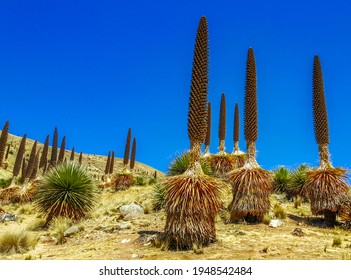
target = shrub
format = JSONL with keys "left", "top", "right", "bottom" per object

{"left": 49, "top": 217, "right": 72, "bottom": 244}
{"left": 262, "top": 213, "right": 271, "bottom": 225}
{"left": 135, "top": 176, "right": 147, "bottom": 186}
{"left": 168, "top": 152, "right": 212, "bottom": 176}
{"left": 273, "top": 203, "right": 287, "bottom": 219}
{"left": 332, "top": 236, "right": 342, "bottom": 247}
{"left": 272, "top": 166, "right": 291, "bottom": 194}
{"left": 35, "top": 161, "right": 98, "bottom": 223}
{"left": 287, "top": 164, "right": 310, "bottom": 199}
{"left": 152, "top": 184, "right": 167, "bottom": 211}
{"left": 114, "top": 173, "right": 134, "bottom": 191}
{"left": 0, "top": 178, "right": 11, "bottom": 188}
{"left": 0, "top": 228, "right": 36, "bottom": 254}
{"left": 294, "top": 196, "right": 302, "bottom": 208}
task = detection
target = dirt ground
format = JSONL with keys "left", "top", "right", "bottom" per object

{"left": 1, "top": 182, "right": 351, "bottom": 261}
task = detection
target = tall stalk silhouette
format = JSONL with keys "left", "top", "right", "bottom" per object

{"left": 207, "top": 93, "right": 234, "bottom": 178}
{"left": 39, "top": 135, "right": 49, "bottom": 171}
{"left": 12, "top": 134, "right": 27, "bottom": 183}
{"left": 231, "top": 103, "right": 246, "bottom": 168}
{"left": 203, "top": 102, "right": 211, "bottom": 156}
{"left": 0, "top": 120, "right": 9, "bottom": 167}
{"left": 130, "top": 138, "right": 136, "bottom": 170}
{"left": 50, "top": 127, "right": 58, "bottom": 167}
{"left": 58, "top": 136, "right": 66, "bottom": 163}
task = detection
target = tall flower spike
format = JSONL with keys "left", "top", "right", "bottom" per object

{"left": 218, "top": 93, "right": 226, "bottom": 153}
{"left": 244, "top": 48, "right": 258, "bottom": 142}
{"left": 313, "top": 55, "right": 331, "bottom": 168}
{"left": 123, "top": 128, "right": 132, "bottom": 167}
{"left": 50, "top": 127, "right": 58, "bottom": 166}
{"left": 109, "top": 150, "right": 115, "bottom": 174}
{"left": 39, "top": 135, "right": 49, "bottom": 169}
{"left": 12, "top": 134, "right": 27, "bottom": 178}
{"left": 244, "top": 48, "right": 258, "bottom": 166}
{"left": 187, "top": 16, "right": 209, "bottom": 163}
{"left": 58, "top": 136, "right": 66, "bottom": 163}
{"left": 0, "top": 120, "right": 9, "bottom": 166}
{"left": 204, "top": 102, "right": 211, "bottom": 155}
{"left": 233, "top": 103, "right": 240, "bottom": 153}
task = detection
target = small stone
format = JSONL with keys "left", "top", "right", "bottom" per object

{"left": 64, "top": 226, "right": 80, "bottom": 237}
{"left": 269, "top": 220, "right": 283, "bottom": 228}
{"left": 121, "top": 239, "right": 131, "bottom": 244}
{"left": 117, "top": 222, "right": 132, "bottom": 230}
{"left": 234, "top": 230, "right": 247, "bottom": 236}
{"left": 131, "top": 254, "right": 139, "bottom": 258}
{"left": 292, "top": 228, "right": 305, "bottom": 237}
{"left": 133, "top": 219, "right": 151, "bottom": 227}
{"left": 0, "top": 212, "right": 18, "bottom": 222}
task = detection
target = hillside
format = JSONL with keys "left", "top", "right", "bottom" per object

{"left": 0, "top": 133, "right": 165, "bottom": 181}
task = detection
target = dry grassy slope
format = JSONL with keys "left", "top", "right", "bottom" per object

{"left": 2, "top": 133, "right": 165, "bottom": 180}
{"left": 1, "top": 184, "right": 351, "bottom": 260}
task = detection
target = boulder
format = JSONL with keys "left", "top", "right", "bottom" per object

{"left": 119, "top": 203, "right": 144, "bottom": 220}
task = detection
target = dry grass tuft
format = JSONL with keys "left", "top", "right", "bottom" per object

{"left": 114, "top": 173, "right": 134, "bottom": 191}
{"left": 0, "top": 228, "right": 37, "bottom": 254}
{"left": 302, "top": 167, "right": 349, "bottom": 216}
{"left": 262, "top": 213, "right": 271, "bottom": 225}
{"left": 0, "top": 185, "right": 21, "bottom": 203}
{"left": 230, "top": 153, "right": 246, "bottom": 169}
{"left": 207, "top": 154, "right": 235, "bottom": 178}
{"left": 273, "top": 203, "right": 287, "bottom": 219}
{"left": 161, "top": 171, "right": 224, "bottom": 250}
{"left": 332, "top": 236, "right": 342, "bottom": 247}
{"left": 49, "top": 217, "right": 72, "bottom": 245}
{"left": 227, "top": 167, "right": 272, "bottom": 222}
{"left": 0, "top": 181, "right": 40, "bottom": 204}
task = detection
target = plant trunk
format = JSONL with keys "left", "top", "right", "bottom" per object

{"left": 318, "top": 144, "right": 331, "bottom": 169}
{"left": 245, "top": 141, "right": 258, "bottom": 168}
{"left": 324, "top": 210, "right": 336, "bottom": 227}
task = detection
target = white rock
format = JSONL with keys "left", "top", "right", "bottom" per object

{"left": 119, "top": 203, "right": 144, "bottom": 220}
{"left": 269, "top": 219, "right": 283, "bottom": 228}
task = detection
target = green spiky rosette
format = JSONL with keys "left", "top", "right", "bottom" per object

{"left": 227, "top": 167, "right": 272, "bottom": 222}
{"left": 161, "top": 162, "right": 223, "bottom": 250}
{"left": 302, "top": 167, "right": 350, "bottom": 216}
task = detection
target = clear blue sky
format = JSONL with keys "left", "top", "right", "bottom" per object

{"left": 1, "top": 0, "right": 351, "bottom": 173}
